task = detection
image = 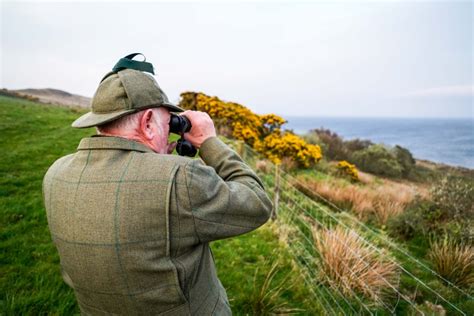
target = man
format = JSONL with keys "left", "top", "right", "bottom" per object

{"left": 42, "top": 66, "right": 273, "bottom": 315}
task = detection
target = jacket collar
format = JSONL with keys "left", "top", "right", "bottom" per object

{"left": 77, "top": 135, "right": 155, "bottom": 153}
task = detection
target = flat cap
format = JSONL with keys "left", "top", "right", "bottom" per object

{"left": 72, "top": 69, "right": 183, "bottom": 128}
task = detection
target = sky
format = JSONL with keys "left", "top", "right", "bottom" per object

{"left": 1, "top": 0, "right": 473, "bottom": 118}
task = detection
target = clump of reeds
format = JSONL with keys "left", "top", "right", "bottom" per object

{"left": 312, "top": 226, "right": 399, "bottom": 304}
{"left": 428, "top": 238, "right": 474, "bottom": 289}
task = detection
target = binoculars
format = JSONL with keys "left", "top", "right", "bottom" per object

{"left": 169, "top": 114, "right": 197, "bottom": 157}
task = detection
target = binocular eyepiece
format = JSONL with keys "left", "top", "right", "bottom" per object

{"left": 169, "top": 114, "right": 197, "bottom": 157}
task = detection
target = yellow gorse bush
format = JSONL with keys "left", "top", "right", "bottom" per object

{"left": 179, "top": 92, "right": 322, "bottom": 167}
{"left": 255, "top": 133, "right": 321, "bottom": 167}
{"left": 337, "top": 160, "right": 359, "bottom": 182}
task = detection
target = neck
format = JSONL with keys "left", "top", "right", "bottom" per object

{"left": 98, "top": 131, "right": 158, "bottom": 153}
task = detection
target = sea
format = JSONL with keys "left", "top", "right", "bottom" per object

{"left": 284, "top": 117, "right": 474, "bottom": 169}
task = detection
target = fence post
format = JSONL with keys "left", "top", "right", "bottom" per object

{"left": 272, "top": 164, "right": 280, "bottom": 220}
{"left": 236, "top": 140, "right": 246, "bottom": 161}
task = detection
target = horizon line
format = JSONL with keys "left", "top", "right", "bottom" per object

{"left": 276, "top": 114, "right": 474, "bottom": 120}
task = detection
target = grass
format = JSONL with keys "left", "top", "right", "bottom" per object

{"left": 273, "top": 163, "right": 474, "bottom": 314}
{"left": 312, "top": 226, "right": 400, "bottom": 305}
{"left": 293, "top": 171, "right": 420, "bottom": 225}
{"left": 2, "top": 95, "right": 473, "bottom": 315}
{"left": 0, "top": 96, "right": 91, "bottom": 314}
{"left": 428, "top": 238, "right": 474, "bottom": 289}
{"left": 0, "top": 95, "right": 314, "bottom": 314}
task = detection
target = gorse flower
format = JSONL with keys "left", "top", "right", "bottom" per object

{"left": 337, "top": 160, "right": 359, "bottom": 182}
{"left": 179, "top": 92, "right": 322, "bottom": 167}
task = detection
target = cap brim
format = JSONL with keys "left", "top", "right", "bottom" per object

{"left": 161, "top": 102, "right": 185, "bottom": 113}
{"left": 71, "top": 103, "right": 184, "bottom": 128}
{"left": 72, "top": 109, "right": 136, "bottom": 128}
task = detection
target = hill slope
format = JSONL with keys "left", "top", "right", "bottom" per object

{"left": 10, "top": 88, "right": 91, "bottom": 108}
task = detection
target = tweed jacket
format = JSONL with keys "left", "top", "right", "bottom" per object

{"left": 42, "top": 136, "right": 273, "bottom": 315}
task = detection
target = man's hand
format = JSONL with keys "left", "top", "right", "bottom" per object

{"left": 182, "top": 110, "right": 216, "bottom": 149}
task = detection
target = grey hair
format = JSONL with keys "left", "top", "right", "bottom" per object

{"left": 96, "top": 108, "right": 162, "bottom": 135}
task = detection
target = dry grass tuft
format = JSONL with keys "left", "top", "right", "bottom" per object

{"left": 295, "top": 177, "right": 420, "bottom": 225}
{"left": 428, "top": 238, "right": 474, "bottom": 289}
{"left": 281, "top": 157, "right": 298, "bottom": 172}
{"left": 312, "top": 226, "right": 400, "bottom": 303}
{"left": 256, "top": 159, "right": 272, "bottom": 174}
{"left": 357, "top": 171, "right": 375, "bottom": 184}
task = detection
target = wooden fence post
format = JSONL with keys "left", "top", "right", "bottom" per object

{"left": 236, "top": 141, "right": 246, "bottom": 161}
{"left": 272, "top": 164, "right": 280, "bottom": 220}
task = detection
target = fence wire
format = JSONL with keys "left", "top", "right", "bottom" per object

{"left": 228, "top": 140, "right": 471, "bottom": 315}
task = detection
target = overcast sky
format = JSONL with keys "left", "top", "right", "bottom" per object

{"left": 1, "top": 0, "right": 473, "bottom": 118}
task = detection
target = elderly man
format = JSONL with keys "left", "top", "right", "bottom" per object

{"left": 42, "top": 62, "right": 272, "bottom": 315}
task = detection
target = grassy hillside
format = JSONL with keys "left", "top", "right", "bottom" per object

{"left": 1, "top": 95, "right": 472, "bottom": 315}
{"left": 0, "top": 96, "right": 315, "bottom": 314}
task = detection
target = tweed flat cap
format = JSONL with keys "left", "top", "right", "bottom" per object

{"left": 72, "top": 69, "right": 183, "bottom": 128}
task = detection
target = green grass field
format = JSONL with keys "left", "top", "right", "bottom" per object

{"left": 1, "top": 95, "right": 472, "bottom": 315}
{"left": 0, "top": 96, "right": 316, "bottom": 315}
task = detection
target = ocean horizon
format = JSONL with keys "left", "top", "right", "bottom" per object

{"left": 283, "top": 116, "right": 474, "bottom": 169}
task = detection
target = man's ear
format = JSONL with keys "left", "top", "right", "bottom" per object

{"left": 139, "top": 109, "right": 155, "bottom": 140}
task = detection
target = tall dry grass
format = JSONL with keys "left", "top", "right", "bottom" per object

{"left": 295, "top": 177, "right": 422, "bottom": 225}
{"left": 428, "top": 238, "right": 474, "bottom": 289}
{"left": 312, "top": 226, "right": 400, "bottom": 304}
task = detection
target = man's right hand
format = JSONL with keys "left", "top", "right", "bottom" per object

{"left": 181, "top": 110, "right": 217, "bottom": 149}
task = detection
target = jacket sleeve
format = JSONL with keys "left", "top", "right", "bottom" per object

{"left": 183, "top": 137, "right": 273, "bottom": 243}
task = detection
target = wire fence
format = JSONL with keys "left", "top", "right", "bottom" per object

{"left": 230, "top": 140, "right": 472, "bottom": 315}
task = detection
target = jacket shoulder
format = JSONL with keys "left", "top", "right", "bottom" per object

{"left": 140, "top": 152, "right": 195, "bottom": 169}
{"left": 43, "top": 154, "right": 75, "bottom": 182}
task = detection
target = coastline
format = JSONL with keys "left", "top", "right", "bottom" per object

{"left": 284, "top": 115, "right": 473, "bottom": 171}
{"left": 414, "top": 158, "right": 474, "bottom": 178}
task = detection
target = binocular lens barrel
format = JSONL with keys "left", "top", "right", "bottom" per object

{"left": 169, "top": 114, "right": 197, "bottom": 157}
{"left": 169, "top": 115, "right": 192, "bottom": 134}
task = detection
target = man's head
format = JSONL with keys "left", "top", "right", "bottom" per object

{"left": 96, "top": 107, "right": 175, "bottom": 154}
{"left": 72, "top": 68, "right": 184, "bottom": 153}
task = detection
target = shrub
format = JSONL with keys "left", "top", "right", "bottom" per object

{"left": 387, "top": 204, "right": 427, "bottom": 240}
{"left": 393, "top": 145, "right": 416, "bottom": 177}
{"left": 179, "top": 92, "right": 322, "bottom": 167}
{"left": 303, "top": 128, "right": 417, "bottom": 180}
{"left": 440, "top": 221, "right": 474, "bottom": 244}
{"left": 344, "top": 138, "right": 373, "bottom": 153}
{"left": 350, "top": 144, "right": 404, "bottom": 178}
{"left": 430, "top": 175, "right": 474, "bottom": 221}
{"left": 306, "top": 128, "right": 348, "bottom": 161}
{"left": 337, "top": 160, "right": 359, "bottom": 182}
{"left": 313, "top": 158, "right": 332, "bottom": 174}
{"left": 428, "top": 238, "right": 474, "bottom": 289}
{"left": 312, "top": 226, "right": 399, "bottom": 303}
{"left": 254, "top": 131, "right": 322, "bottom": 167}
{"left": 387, "top": 197, "right": 473, "bottom": 243}
{"left": 301, "top": 131, "right": 322, "bottom": 146}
